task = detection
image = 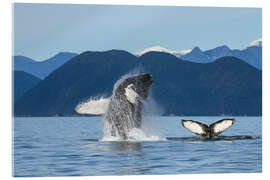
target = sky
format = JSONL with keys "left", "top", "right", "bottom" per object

{"left": 13, "top": 3, "right": 262, "bottom": 61}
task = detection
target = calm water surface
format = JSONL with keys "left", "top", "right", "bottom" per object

{"left": 13, "top": 116, "right": 262, "bottom": 177}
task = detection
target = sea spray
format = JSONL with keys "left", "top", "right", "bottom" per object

{"left": 141, "top": 96, "right": 166, "bottom": 140}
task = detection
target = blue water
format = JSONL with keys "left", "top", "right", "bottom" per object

{"left": 13, "top": 116, "right": 262, "bottom": 177}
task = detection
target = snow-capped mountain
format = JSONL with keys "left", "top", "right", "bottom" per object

{"left": 135, "top": 46, "right": 191, "bottom": 57}
{"left": 179, "top": 49, "right": 192, "bottom": 56}
{"left": 135, "top": 39, "right": 262, "bottom": 69}
{"left": 247, "top": 38, "right": 262, "bottom": 48}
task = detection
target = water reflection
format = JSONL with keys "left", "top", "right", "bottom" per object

{"left": 101, "top": 141, "right": 151, "bottom": 175}
{"left": 80, "top": 140, "right": 142, "bottom": 153}
{"left": 100, "top": 141, "right": 142, "bottom": 152}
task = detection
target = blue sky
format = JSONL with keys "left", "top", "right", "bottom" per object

{"left": 13, "top": 3, "right": 262, "bottom": 61}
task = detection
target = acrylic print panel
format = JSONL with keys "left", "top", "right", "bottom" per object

{"left": 12, "top": 2, "right": 262, "bottom": 177}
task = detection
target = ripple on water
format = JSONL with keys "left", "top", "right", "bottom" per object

{"left": 13, "top": 117, "right": 262, "bottom": 176}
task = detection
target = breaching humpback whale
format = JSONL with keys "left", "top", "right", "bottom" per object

{"left": 103, "top": 73, "right": 153, "bottom": 140}
{"left": 75, "top": 73, "right": 153, "bottom": 140}
{"left": 181, "top": 119, "right": 235, "bottom": 138}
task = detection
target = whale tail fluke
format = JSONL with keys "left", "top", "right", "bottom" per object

{"left": 181, "top": 119, "right": 235, "bottom": 138}
{"left": 181, "top": 120, "right": 209, "bottom": 137}
{"left": 209, "top": 119, "right": 235, "bottom": 136}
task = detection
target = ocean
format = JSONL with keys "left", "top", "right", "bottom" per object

{"left": 13, "top": 116, "right": 262, "bottom": 177}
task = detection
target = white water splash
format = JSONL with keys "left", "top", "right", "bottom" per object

{"left": 101, "top": 128, "right": 165, "bottom": 142}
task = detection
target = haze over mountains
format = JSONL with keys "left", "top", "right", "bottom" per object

{"left": 14, "top": 50, "right": 262, "bottom": 117}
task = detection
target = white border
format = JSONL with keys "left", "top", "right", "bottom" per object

{"left": 7, "top": 0, "right": 264, "bottom": 8}
{"left": 1, "top": 0, "right": 268, "bottom": 180}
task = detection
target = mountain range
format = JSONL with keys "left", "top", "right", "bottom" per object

{"left": 136, "top": 39, "right": 262, "bottom": 69}
{"left": 14, "top": 50, "right": 262, "bottom": 117}
{"left": 13, "top": 52, "right": 78, "bottom": 79}
{"left": 13, "top": 39, "right": 262, "bottom": 82}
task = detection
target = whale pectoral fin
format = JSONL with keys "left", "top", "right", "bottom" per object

{"left": 209, "top": 119, "right": 235, "bottom": 136}
{"left": 181, "top": 120, "right": 208, "bottom": 136}
{"left": 125, "top": 91, "right": 137, "bottom": 104}
{"left": 124, "top": 84, "right": 141, "bottom": 104}
{"left": 75, "top": 97, "right": 110, "bottom": 115}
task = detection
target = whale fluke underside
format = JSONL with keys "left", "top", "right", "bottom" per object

{"left": 181, "top": 119, "right": 235, "bottom": 138}
{"left": 209, "top": 119, "right": 235, "bottom": 136}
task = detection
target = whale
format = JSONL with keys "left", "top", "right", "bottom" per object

{"left": 103, "top": 73, "right": 153, "bottom": 140}
{"left": 75, "top": 73, "right": 153, "bottom": 140}
{"left": 181, "top": 119, "right": 235, "bottom": 138}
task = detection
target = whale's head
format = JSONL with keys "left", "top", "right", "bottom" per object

{"left": 114, "top": 74, "right": 153, "bottom": 104}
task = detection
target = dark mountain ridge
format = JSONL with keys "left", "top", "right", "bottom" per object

{"left": 13, "top": 71, "right": 41, "bottom": 101}
{"left": 14, "top": 50, "right": 138, "bottom": 116}
{"left": 139, "top": 52, "right": 261, "bottom": 116}
{"left": 14, "top": 50, "right": 262, "bottom": 116}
